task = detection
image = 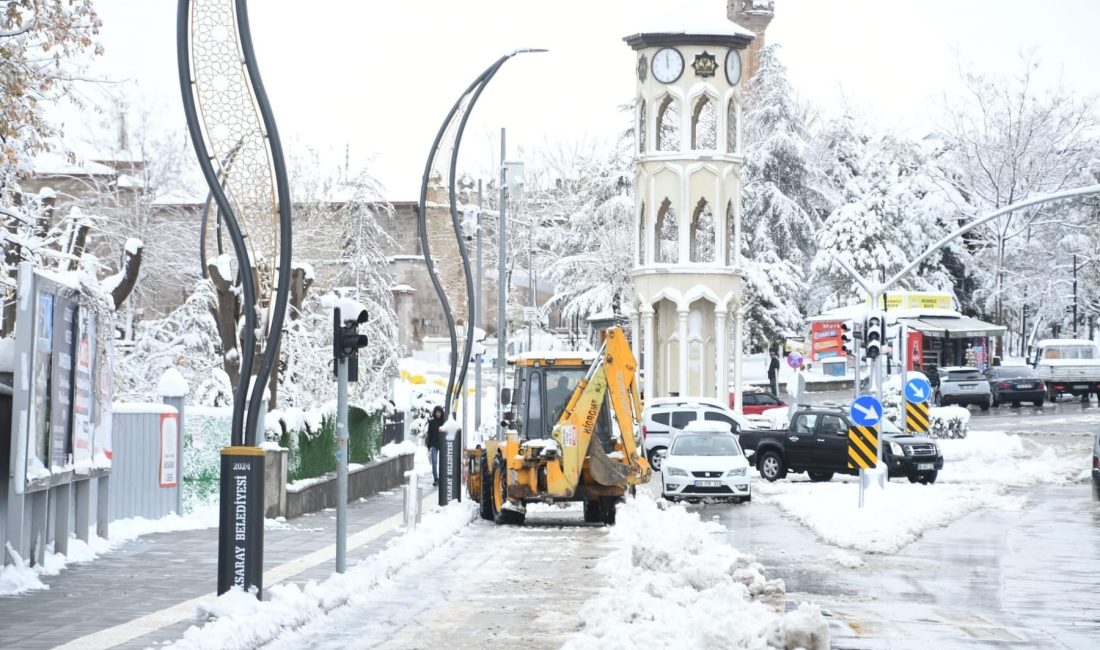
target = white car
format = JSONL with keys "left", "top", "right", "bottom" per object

{"left": 640, "top": 397, "right": 754, "bottom": 471}
{"left": 661, "top": 425, "right": 751, "bottom": 504}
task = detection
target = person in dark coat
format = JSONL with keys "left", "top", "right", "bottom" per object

{"left": 768, "top": 352, "right": 780, "bottom": 397}
{"left": 426, "top": 406, "right": 445, "bottom": 486}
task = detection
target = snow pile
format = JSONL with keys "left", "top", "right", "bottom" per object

{"left": 927, "top": 405, "right": 970, "bottom": 439}
{"left": 938, "top": 429, "right": 1084, "bottom": 486}
{"left": 156, "top": 367, "right": 190, "bottom": 398}
{"left": 564, "top": 495, "right": 828, "bottom": 650}
{"left": 756, "top": 481, "right": 1020, "bottom": 554}
{"left": 0, "top": 505, "right": 218, "bottom": 596}
{"left": 758, "top": 429, "right": 1086, "bottom": 553}
{"left": 0, "top": 335, "right": 14, "bottom": 373}
{"left": 169, "top": 501, "right": 478, "bottom": 650}
{"left": 378, "top": 440, "right": 417, "bottom": 458}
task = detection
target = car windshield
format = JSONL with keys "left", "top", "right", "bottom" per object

{"left": 1043, "top": 346, "right": 1098, "bottom": 360}
{"left": 946, "top": 370, "right": 982, "bottom": 381}
{"left": 995, "top": 367, "right": 1037, "bottom": 379}
{"left": 670, "top": 434, "right": 742, "bottom": 457}
{"left": 544, "top": 368, "right": 587, "bottom": 425}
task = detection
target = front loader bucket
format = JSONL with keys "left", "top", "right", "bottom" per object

{"left": 586, "top": 441, "right": 630, "bottom": 487}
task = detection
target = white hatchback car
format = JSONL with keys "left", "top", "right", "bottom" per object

{"left": 661, "top": 423, "right": 751, "bottom": 504}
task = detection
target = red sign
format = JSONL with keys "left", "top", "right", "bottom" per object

{"left": 811, "top": 321, "right": 845, "bottom": 360}
{"left": 908, "top": 330, "right": 924, "bottom": 371}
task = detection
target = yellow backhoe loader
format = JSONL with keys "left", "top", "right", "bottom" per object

{"left": 466, "top": 327, "right": 650, "bottom": 525}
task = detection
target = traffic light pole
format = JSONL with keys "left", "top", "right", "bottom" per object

{"left": 336, "top": 353, "right": 348, "bottom": 573}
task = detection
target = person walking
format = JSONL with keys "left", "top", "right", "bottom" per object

{"left": 426, "top": 405, "right": 445, "bottom": 486}
{"left": 768, "top": 351, "right": 780, "bottom": 397}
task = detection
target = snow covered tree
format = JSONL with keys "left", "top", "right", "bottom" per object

{"left": 0, "top": 0, "right": 102, "bottom": 188}
{"left": 810, "top": 116, "right": 960, "bottom": 309}
{"left": 932, "top": 55, "right": 1100, "bottom": 343}
{"left": 540, "top": 139, "right": 635, "bottom": 320}
{"left": 739, "top": 45, "right": 830, "bottom": 348}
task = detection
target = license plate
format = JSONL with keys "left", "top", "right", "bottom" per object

{"left": 917, "top": 463, "right": 934, "bottom": 471}
{"left": 960, "top": 384, "right": 975, "bottom": 389}
{"left": 1016, "top": 383, "right": 1033, "bottom": 389}
{"left": 694, "top": 480, "right": 721, "bottom": 487}
{"left": 1074, "top": 384, "right": 1088, "bottom": 389}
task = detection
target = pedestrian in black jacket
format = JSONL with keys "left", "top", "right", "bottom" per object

{"left": 768, "top": 352, "right": 780, "bottom": 397}
{"left": 426, "top": 406, "right": 445, "bottom": 486}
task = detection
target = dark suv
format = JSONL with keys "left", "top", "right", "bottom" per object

{"left": 738, "top": 405, "right": 944, "bottom": 484}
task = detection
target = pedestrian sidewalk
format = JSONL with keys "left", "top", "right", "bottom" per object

{"left": 0, "top": 479, "right": 435, "bottom": 650}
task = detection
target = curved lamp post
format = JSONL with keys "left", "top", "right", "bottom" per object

{"left": 177, "top": 0, "right": 293, "bottom": 597}
{"left": 417, "top": 49, "right": 546, "bottom": 419}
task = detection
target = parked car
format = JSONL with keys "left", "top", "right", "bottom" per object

{"left": 738, "top": 405, "right": 944, "bottom": 484}
{"left": 1093, "top": 432, "right": 1100, "bottom": 502}
{"left": 641, "top": 398, "right": 753, "bottom": 471}
{"left": 732, "top": 390, "right": 788, "bottom": 415}
{"left": 984, "top": 366, "right": 1045, "bottom": 407}
{"left": 661, "top": 428, "right": 751, "bottom": 503}
{"left": 934, "top": 366, "right": 993, "bottom": 411}
{"left": 1030, "top": 339, "right": 1100, "bottom": 402}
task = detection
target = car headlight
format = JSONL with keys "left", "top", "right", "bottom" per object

{"left": 889, "top": 442, "right": 904, "bottom": 456}
{"left": 726, "top": 467, "right": 747, "bottom": 477}
{"left": 666, "top": 466, "right": 689, "bottom": 477}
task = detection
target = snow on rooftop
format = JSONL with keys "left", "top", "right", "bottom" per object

{"left": 627, "top": 10, "right": 755, "bottom": 40}
{"left": 31, "top": 151, "right": 117, "bottom": 177}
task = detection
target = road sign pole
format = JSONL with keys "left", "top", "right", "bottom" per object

{"left": 900, "top": 322, "right": 909, "bottom": 437}
{"left": 336, "top": 355, "right": 348, "bottom": 574}
{"left": 858, "top": 469, "right": 865, "bottom": 508}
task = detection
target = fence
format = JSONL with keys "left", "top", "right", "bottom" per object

{"left": 108, "top": 403, "right": 183, "bottom": 521}
{"left": 383, "top": 410, "right": 405, "bottom": 446}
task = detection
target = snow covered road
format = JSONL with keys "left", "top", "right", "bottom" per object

{"left": 263, "top": 506, "right": 614, "bottom": 649}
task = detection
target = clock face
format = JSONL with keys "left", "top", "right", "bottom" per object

{"left": 637, "top": 55, "right": 648, "bottom": 82}
{"left": 651, "top": 48, "right": 684, "bottom": 84}
{"left": 725, "top": 49, "right": 742, "bottom": 86}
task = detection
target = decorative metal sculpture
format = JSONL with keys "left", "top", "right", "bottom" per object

{"left": 418, "top": 50, "right": 545, "bottom": 417}
{"left": 177, "top": 0, "right": 292, "bottom": 597}
{"left": 177, "top": 0, "right": 292, "bottom": 446}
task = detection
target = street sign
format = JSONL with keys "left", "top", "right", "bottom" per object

{"left": 847, "top": 425, "right": 879, "bottom": 470}
{"left": 904, "top": 376, "right": 932, "bottom": 403}
{"left": 786, "top": 351, "right": 804, "bottom": 369}
{"left": 523, "top": 307, "right": 538, "bottom": 323}
{"left": 906, "top": 401, "right": 931, "bottom": 433}
{"left": 849, "top": 395, "right": 882, "bottom": 427}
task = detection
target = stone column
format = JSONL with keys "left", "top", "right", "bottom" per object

{"left": 629, "top": 309, "right": 640, "bottom": 363}
{"left": 678, "top": 309, "right": 689, "bottom": 396}
{"left": 643, "top": 308, "right": 655, "bottom": 400}
{"left": 716, "top": 310, "right": 729, "bottom": 402}
{"left": 733, "top": 308, "right": 744, "bottom": 413}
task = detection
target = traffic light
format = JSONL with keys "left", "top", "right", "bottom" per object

{"left": 333, "top": 306, "right": 370, "bottom": 382}
{"left": 840, "top": 320, "right": 855, "bottom": 356}
{"left": 864, "top": 311, "right": 884, "bottom": 360}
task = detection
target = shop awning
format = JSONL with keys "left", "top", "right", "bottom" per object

{"left": 899, "top": 316, "right": 1006, "bottom": 339}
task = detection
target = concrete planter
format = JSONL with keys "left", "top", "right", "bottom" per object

{"left": 283, "top": 454, "right": 414, "bottom": 519}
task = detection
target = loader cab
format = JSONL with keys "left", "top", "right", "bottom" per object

{"left": 506, "top": 354, "right": 615, "bottom": 451}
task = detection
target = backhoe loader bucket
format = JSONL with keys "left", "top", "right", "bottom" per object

{"left": 586, "top": 439, "right": 630, "bottom": 486}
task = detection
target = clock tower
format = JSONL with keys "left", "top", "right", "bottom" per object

{"left": 624, "top": 23, "right": 754, "bottom": 403}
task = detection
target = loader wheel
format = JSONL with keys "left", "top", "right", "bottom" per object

{"left": 491, "top": 456, "right": 524, "bottom": 526}
{"left": 583, "top": 497, "right": 618, "bottom": 525}
{"left": 478, "top": 458, "right": 494, "bottom": 521}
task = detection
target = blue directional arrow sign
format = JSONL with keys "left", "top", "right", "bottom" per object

{"left": 904, "top": 376, "right": 933, "bottom": 404}
{"left": 850, "top": 395, "right": 883, "bottom": 427}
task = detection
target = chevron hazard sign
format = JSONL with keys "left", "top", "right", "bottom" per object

{"left": 906, "top": 401, "right": 930, "bottom": 433}
{"left": 847, "top": 425, "right": 878, "bottom": 470}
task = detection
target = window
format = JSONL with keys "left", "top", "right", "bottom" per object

{"left": 704, "top": 411, "right": 740, "bottom": 433}
{"left": 741, "top": 394, "right": 758, "bottom": 405}
{"left": 689, "top": 198, "right": 715, "bottom": 263}
{"left": 726, "top": 98, "right": 738, "bottom": 153}
{"left": 691, "top": 95, "right": 717, "bottom": 150}
{"left": 638, "top": 100, "right": 647, "bottom": 153}
{"left": 656, "top": 95, "right": 680, "bottom": 151}
{"left": 671, "top": 434, "right": 741, "bottom": 456}
{"left": 651, "top": 412, "right": 670, "bottom": 426}
{"left": 670, "top": 410, "right": 697, "bottom": 430}
{"left": 638, "top": 204, "right": 646, "bottom": 265}
{"left": 792, "top": 414, "right": 818, "bottom": 435}
{"left": 525, "top": 373, "right": 543, "bottom": 439}
{"left": 946, "top": 370, "right": 982, "bottom": 382}
{"left": 758, "top": 394, "right": 781, "bottom": 405}
{"left": 655, "top": 198, "right": 678, "bottom": 264}
{"left": 819, "top": 415, "right": 845, "bottom": 435}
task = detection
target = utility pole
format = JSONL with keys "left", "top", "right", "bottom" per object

{"left": 475, "top": 181, "right": 483, "bottom": 434}
{"left": 528, "top": 219, "right": 535, "bottom": 350}
{"left": 1073, "top": 253, "right": 1079, "bottom": 338}
{"left": 497, "top": 128, "right": 508, "bottom": 433}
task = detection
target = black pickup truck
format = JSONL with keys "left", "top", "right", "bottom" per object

{"left": 738, "top": 406, "right": 944, "bottom": 484}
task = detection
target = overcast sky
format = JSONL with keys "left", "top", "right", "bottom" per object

{"left": 59, "top": 0, "right": 1100, "bottom": 200}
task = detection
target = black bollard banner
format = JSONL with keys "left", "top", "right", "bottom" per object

{"left": 439, "top": 432, "right": 453, "bottom": 507}
{"left": 450, "top": 431, "right": 463, "bottom": 503}
{"left": 218, "top": 446, "right": 265, "bottom": 597}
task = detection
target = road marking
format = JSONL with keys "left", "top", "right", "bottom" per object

{"left": 52, "top": 492, "right": 437, "bottom": 650}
